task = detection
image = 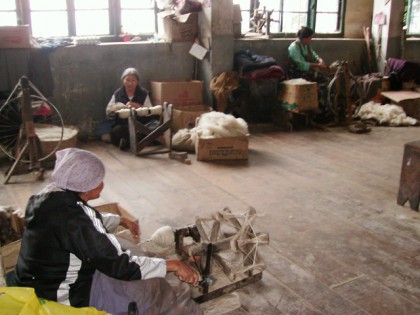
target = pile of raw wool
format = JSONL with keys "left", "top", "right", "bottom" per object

{"left": 356, "top": 101, "right": 417, "bottom": 126}
{"left": 0, "top": 206, "right": 24, "bottom": 246}
{"left": 284, "top": 78, "right": 311, "bottom": 85}
{"left": 172, "top": 112, "right": 249, "bottom": 152}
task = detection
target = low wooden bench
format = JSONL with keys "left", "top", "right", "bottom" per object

{"left": 397, "top": 140, "right": 420, "bottom": 211}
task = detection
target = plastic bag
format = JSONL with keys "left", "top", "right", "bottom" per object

{"left": 0, "top": 287, "right": 107, "bottom": 315}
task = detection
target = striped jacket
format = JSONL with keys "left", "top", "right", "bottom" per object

{"left": 15, "top": 190, "right": 166, "bottom": 307}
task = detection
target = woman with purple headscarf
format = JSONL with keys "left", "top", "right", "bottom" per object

{"left": 14, "top": 148, "right": 203, "bottom": 315}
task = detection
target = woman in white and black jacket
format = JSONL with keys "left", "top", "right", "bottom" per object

{"left": 15, "top": 148, "right": 203, "bottom": 315}
{"left": 106, "top": 67, "right": 159, "bottom": 150}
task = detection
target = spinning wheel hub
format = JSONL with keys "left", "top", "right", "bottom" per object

{"left": 175, "top": 207, "right": 269, "bottom": 303}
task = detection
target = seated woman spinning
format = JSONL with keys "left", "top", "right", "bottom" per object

{"left": 288, "top": 26, "right": 327, "bottom": 81}
{"left": 15, "top": 148, "right": 203, "bottom": 315}
{"left": 106, "top": 67, "right": 159, "bottom": 150}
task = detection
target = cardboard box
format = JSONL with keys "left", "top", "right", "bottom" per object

{"left": 196, "top": 136, "right": 249, "bottom": 161}
{"left": 0, "top": 25, "right": 31, "bottom": 49}
{"left": 381, "top": 90, "right": 420, "bottom": 120}
{"left": 162, "top": 104, "right": 211, "bottom": 149}
{"left": 278, "top": 80, "right": 318, "bottom": 112}
{"left": 96, "top": 202, "right": 139, "bottom": 244}
{"left": 1, "top": 212, "right": 24, "bottom": 275}
{"left": 172, "top": 105, "right": 212, "bottom": 133}
{"left": 2, "top": 240, "right": 21, "bottom": 275}
{"left": 158, "top": 11, "right": 198, "bottom": 42}
{"left": 150, "top": 80, "right": 204, "bottom": 108}
{"left": 95, "top": 202, "right": 137, "bottom": 223}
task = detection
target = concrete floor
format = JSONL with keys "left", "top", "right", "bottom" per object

{"left": 1, "top": 124, "right": 420, "bottom": 314}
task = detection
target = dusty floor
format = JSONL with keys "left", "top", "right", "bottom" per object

{"left": 1, "top": 124, "right": 420, "bottom": 314}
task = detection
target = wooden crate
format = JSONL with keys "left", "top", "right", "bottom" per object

{"left": 1, "top": 212, "right": 24, "bottom": 275}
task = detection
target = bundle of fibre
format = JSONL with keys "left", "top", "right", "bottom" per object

{"left": 191, "top": 111, "right": 249, "bottom": 140}
{"left": 356, "top": 101, "right": 417, "bottom": 126}
{"left": 172, "top": 112, "right": 249, "bottom": 152}
{"left": 172, "top": 128, "right": 195, "bottom": 152}
{"left": 117, "top": 105, "right": 163, "bottom": 119}
{"left": 141, "top": 225, "right": 176, "bottom": 258}
{"left": 117, "top": 225, "right": 176, "bottom": 258}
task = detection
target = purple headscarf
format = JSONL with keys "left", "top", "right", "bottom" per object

{"left": 50, "top": 148, "right": 105, "bottom": 192}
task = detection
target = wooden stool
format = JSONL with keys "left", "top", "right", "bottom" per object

{"left": 397, "top": 140, "right": 420, "bottom": 211}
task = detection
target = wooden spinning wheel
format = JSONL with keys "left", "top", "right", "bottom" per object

{"left": 175, "top": 207, "right": 269, "bottom": 303}
{"left": 0, "top": 76, "right": 64, "bottom": 183}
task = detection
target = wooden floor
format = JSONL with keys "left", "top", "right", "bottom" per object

{"left": 1, "top": 124, "right": 420, "bottom": 315}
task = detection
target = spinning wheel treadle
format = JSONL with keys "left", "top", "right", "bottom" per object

{"left": 175, "top": 207, "right": 269, "bottom": 303}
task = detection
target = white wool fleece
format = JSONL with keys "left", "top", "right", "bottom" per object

{"left": 191, "top": 112, "right": 249, "bottom": 142}
{"left": 356, "top": 101, "right": 417, "bottom": 126}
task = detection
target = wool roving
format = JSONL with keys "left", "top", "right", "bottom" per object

{"left": 149, "top": 225, "right": 175, "bottom": 247}
{"left": 136, "top": 105, "right": 163, "bottom": 117}
{"left": 117, "top": 108, "right": 131, "bottom": 119}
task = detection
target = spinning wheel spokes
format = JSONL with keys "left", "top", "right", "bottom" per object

{"left": 0, "top": 78, "right": 64, "bottom": 163}
{"left": 195, "top": 207, "right": 268, "bottom": 281}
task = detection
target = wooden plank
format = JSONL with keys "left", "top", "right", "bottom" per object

{"left": 1, "top": 126, "right": 420, "bottom": 313}
{"left": 192, "top": 271, "right": 263, "bottom": 304}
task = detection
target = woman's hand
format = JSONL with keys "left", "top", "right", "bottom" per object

{"left": 311, "top": 62, "right": 327, "bottom": 71}
{"left": 126, "top": 101, "right": 142, "bottom": 109}
{"left": 120, "top": 217, "right": 140, "bottom": 241}
{"left": 316, "top": 58, "right": 327, "bottom": 70}
{"left": 166, "top": 260, "right": 200, "bottom": 286}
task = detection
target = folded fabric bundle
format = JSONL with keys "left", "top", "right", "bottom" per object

{"left": 234, "top": 50, "right": 278, "bottom": 74}
{"left": 242, "top": 65, "right": 285, "bottom": 81}
{"left": 385, "top": 58, "right": 420, "bottom": 83}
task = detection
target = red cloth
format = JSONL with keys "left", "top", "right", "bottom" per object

{"left": 242, "top": 65, "right": 285, "bottom": 81}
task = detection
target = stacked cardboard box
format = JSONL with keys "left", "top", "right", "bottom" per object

{"left": 150, "top": 80, "right": 204, "bottom": 108}
{"left": 0, "top": 25, "right": 31, "bottom": 49}
{"left": 151, "top": 80, "right": 209, "bottom": 148}
{"left": 278, "top": 80, "right": 318, "bottom": 113}
{"left": 171, "top": 105, "right": 212, "bottom": 133}
{"left": 157, "top": 12, "right": 198, "bottom": 42}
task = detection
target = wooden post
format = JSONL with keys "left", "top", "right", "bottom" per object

{"left": 343, "top": 63, "right": 353, "bottom": 125}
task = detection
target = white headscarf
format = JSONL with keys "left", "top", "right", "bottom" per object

{"left": 48, "top": 148, "right": 105, "bottom": 193}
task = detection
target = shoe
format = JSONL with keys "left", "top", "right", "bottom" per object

{"left": 348, "top": 121, "right": 371, "bottom": 134}
{"left": 119, "top": 138, "right": 128, "bottom": 150}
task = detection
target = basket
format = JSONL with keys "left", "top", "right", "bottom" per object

{"left": 36, "top": 124, "right": 79, "bottom": 160}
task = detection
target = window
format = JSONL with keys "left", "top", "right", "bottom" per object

{"left": 74, "top": 0, "right": 109, "bottom": 36}
{"left": 121, "top": 0, "right": 156, "bottom": 35}
{"left": 0, "top": 0, "right": 157, "bottom": 38}
{"left": 0, "top": 0, "right": 17, "bottom": 26}
{"left": 233, "top": 0, "right": 344, "bottom": 36}
{"left": 30, "top": 0, "right": 68, "bottom": 37}
{"left": 407, "top": 0, "right": 420, "bottom": 34}
{"left": 233, "top": 0, "right": 252, "bottom": 35}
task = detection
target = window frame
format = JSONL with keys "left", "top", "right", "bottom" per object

{"left": 10, "top": 0, "right": 158, "bottom": 39}
{"left": 406, "top": 0, "right": 420, "bottom": 35}
{"left": 236, "top": 0, "right": 346, "bottom": 38}
{"left": 0, "top": 0, "right": 19, "bottom": 26}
